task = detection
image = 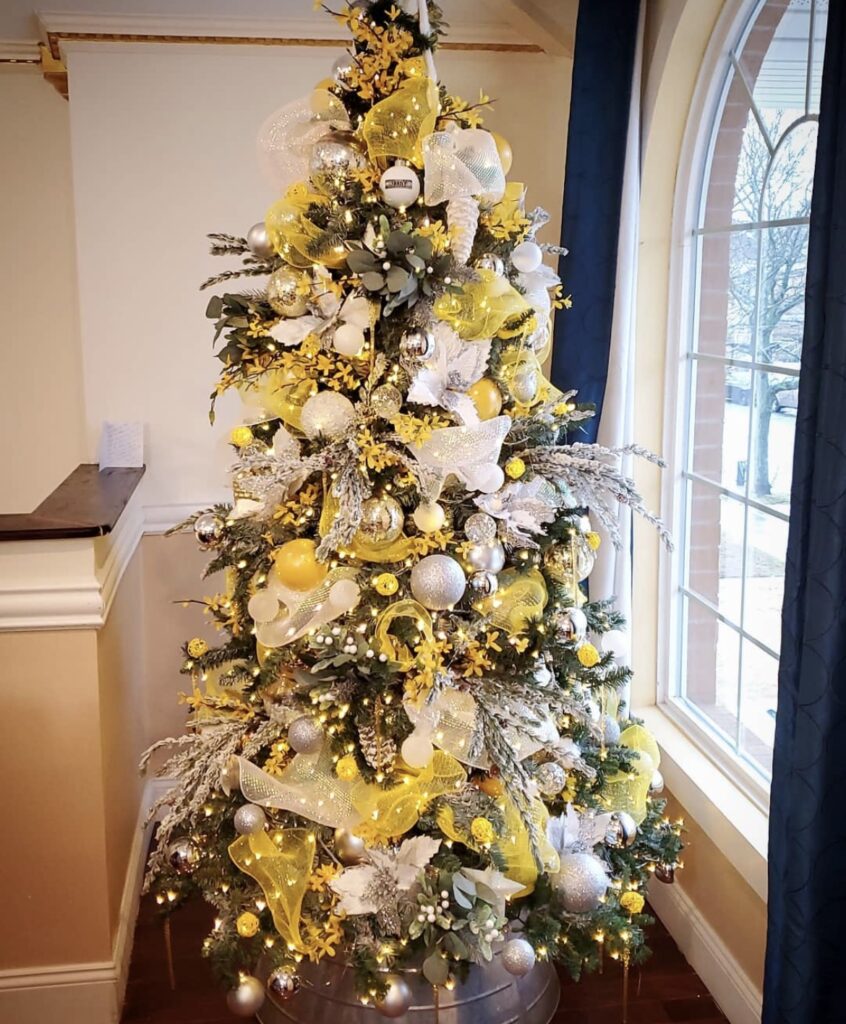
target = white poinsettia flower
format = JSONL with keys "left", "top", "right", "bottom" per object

{"left": 459, "top": 867, "right": 524, "bottom": 915}
{"left": 547, "top": 805, "right": 614, "bottom": 854}
{"left": 329, "top": 836, "right": 441, "bottom": 917}
{"left": 268, "top": 314, "right": 323, "bottom": 347}
{"left": 338, "top": 294, "right": 371, "bottom": 329}
{"left": 475, "top": 477, "right": 562, "bottom": 543}
{"left": 407, "top": 322, "right": 491, "bottom": 424}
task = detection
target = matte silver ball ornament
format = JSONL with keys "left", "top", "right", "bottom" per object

{"left": 309, "top": 130, "right": 367, "bottom": 195}
{"left": 536, "top": 761, "right": 566, "bottom": 797}
{"left": 501, "top": 937, "right": 536, "bottom": 977}
{"left": 400, "top": 328, "right": 435, "bottom": 360}
{"left": 375, "top": 973, "right": 413, "bottom": 1018}
{"left": 475, "top": 253, "right": 505, "bottom": 276}
{"left": 166, "top": 838, "right": 200, "bottom": 875}
{"left": 462, "top": 539, "right": 506, "bottom": 574}
{"left": 410, "top": 554, "right": 466, "bottom": 610}
{"left": 554, "top": 853, "right": 609, "bottom": 913}
{"left": 233, "top": 803, "right": 267, "bottom": 836}
{"left": 468, "top": 570, "right": 498, "bottom": 597}
{"left": 356, "top": 495, "right": 405, "bottom": 546}
{"left": 246, "top": 221, "right": 274, "bottom": 259}
{"left": 287, "top": 715, "right": 325, "bottom": 755}
{"left": 194, "top": 512, "right": 224, "bottom": 548}
{"left": 267, "top": 966, "right": 301, "bottom": 1002}
{"left": 609, "top": 810, "right": 638, "bottom": 849}
{"left": 334, "top": 827, "right": 368, "bottom": 866}
{"left": 226, "top": 975, "right": 266, "bottom": 1017}
{"left": 267, "top": 267, "right": 309, "bottom": 317}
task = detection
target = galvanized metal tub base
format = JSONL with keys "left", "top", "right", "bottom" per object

{"left": 257, "top": 952, "right": 560, "bottom": 1024}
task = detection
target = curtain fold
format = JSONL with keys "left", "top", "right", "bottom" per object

{"left": 763, "top": 6, "right": 846, "bottom": 1022}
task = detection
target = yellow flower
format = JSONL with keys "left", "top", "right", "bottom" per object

{"left": 511, "top": 636, "right": 530, "bottom": 654}
{"left": 505, "top": 457, "right": 526, "bottom": 480}
{"left": 236, "top": 911, "right": 260, "bottom": 938}
{"left": 577, "top": 642, "right": 601, "bottom": 668}
{"left": 620, "top": 891, "right": 645, "bottom": 915}
{"left": 470, "top": 817, "right": 496, "bottom": 845}
{"left": 187, "top": 637, "right": 208, "bottom": 658}
{"left": 335, "top": 755, "right": 360, "bottom": 781}
{"left": 373, "top": 572, "right": 399, "bottom": 596}
{"left": 309, "top": 863, "right": 342, "bottom": 893}
{"left": 230, "top": 425, "right": 254, "bottom": 448}
{"left": 484, "top": 630, "right": 502, "bottom": 653}
{"left": 585, "top": 531, "right": 601, "bottom": 551}
{"left": 553, "top": 400, "right": 575, "bottom": 417}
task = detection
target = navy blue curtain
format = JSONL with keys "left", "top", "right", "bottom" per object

{"left": 763, "top": 7, "right": 846, "bottom": 1022}
{"left": 550, "top": 0, "right": 641, "bottom": 442}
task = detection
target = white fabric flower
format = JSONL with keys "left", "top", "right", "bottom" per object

{"left": 407, "top": 322, "right": 490, "bottom": 424}
{"left": 330, "top": 836, "right": 441, "bottom": 917}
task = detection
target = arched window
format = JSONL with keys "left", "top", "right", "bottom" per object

{"left": 670, "top": 0, "right": 827, "bottom": 787}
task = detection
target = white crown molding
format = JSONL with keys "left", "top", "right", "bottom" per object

{"left": 648, "top": 878, "right": 762, "bottom": 1024}
{"left": 0, "top": 39, "right": 41, "bottom": 61}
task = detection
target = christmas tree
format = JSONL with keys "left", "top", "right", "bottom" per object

{"left": 143, "top": 2, "right": 683, "bottom": 1019}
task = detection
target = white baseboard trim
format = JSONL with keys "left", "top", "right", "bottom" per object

{"left": 649, "top": 878, "right": 763, "bottom": 1024}
{"left": 0, "top": 779, "right": 163, "bottom": 1024}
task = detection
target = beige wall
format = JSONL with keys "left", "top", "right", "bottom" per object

{"left": 0, "top": 68, "right": 86, "bottom": 514}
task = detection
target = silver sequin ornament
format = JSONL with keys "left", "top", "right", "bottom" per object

{"left": 475, "top": 253, "right": 505, "bottom": 276}
{"left": 234, "top": 803, "right": 267, "bottom": 836}
{"left": 375, "top": 974, "right": 413, "bottom": 1018}
{"left": 267, "top": 267, "right": 309, "bottom": 317}
{"left": 465, "top": 512, "right": 498, "bottom": 543}
{"left": 500, "top": 937, "right": 536, "bottom": 977}
{"left": 288, "top": 715, "right": 324, "bottom": 754}
{"left": 194, "top": 512, "right": 224, "bottom": 548}
{"left": 166, "top": 838, "right": 200, "bottom": 875}
{"left": 226, "top": 975, "right": 266, "bottom": 1017}
{"left": 554, "top": 853, "right": 609, "bottom": 913}
{"left": 536, "top": 761, "right": 566, "bottom": 797}
{"left": 267, "top": 966, "right": 301, "bottom": 1002}
{"left": 356, "top": 495, "right": 405, "bottom": 546}
{"left": 463, "top": 539, "right": 506, "bottom": 574}
{"left": 468, "top": 570, "right": 498, "bottom": 597}
{"left": 334, "top": 827, "right": 368, "bottom": 866}
{"left": 410, "top": 554, "right": 466, "bottom": 610}
{"left": 309, "top": 130, "right": 366, "bottom": 195}
{"left": 370, "top": 383, "right": 403, "bottom": 419}
{"left": 246, "top": 221, "right": 274, "bottom": 258}
{"left": 400, "top": 328, "right": 435, "bottom": 360}
{"left": 609, "top": 810, "right": 638, "bottom": 848}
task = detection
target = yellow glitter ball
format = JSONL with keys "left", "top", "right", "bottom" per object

{"left": 577, "top": 642, "right": 600, "bottom": 668}
{"left": 620, "top": 891, "right": 645, "bottom": 915}
{"left": 230, "top": 425, "right": 254, "bottom": 448}
{"left": 505, "top": 457, "right": 526, "bottom": 480}
{"left": 236, "top": 911, "right": 260, "bottom": 938}
{"left": 553, "top": 401, "right": 575, "bottom": 417}
{"left": 336, "top": 755, "right": 360, "bottom": 781}
{"left": 470, "top": 817, "right": 496, "bottom": 845}
{"left": 373, "top": 572, "right": 399, "bottom": 596}
{"left": 585, "top": 531, "right": 601, "bottom": 551}
{"left": 187, "top": 637, "right": 208, "bottom": 658}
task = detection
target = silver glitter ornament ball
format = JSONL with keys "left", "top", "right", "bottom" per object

{"left": 166, "top": 838, "right": 200, "bottom": 876}
{"left": 410, "top": 554, "right": 466, "bottom": 610}
{"left": 194, "top": 512, "right": 224, "bottom": 548}
{"left": 501, "top": 937, "right": 536, "bottom": 977}
{"left": 475, "top": 253, "right": 505, "bottom": 276}
{"left": 536, "top": 761, "right": 566, "bottom": 797}
{"left": 370, "top": 383, "right": 403, "bottom": 419}
{"left": 609, "top": 810, "right": 638, "bottom": 848}
{"left": 463, "top": 539, "right": 506, "bottom": 574}
{"left": 309, "top": 130, "right": 366, "bottom": 195}
{"left": 375, "top": 974, "right": 413, "bottom": 1018}
{"left": 464, "top": 512, "right": 498, "bottom": 543}
{"left": 233, "top": 803, "right": 267, "bottom": 836}
{"left": 288, "top": 715, "right": 324, "bottom": 754}
{"left": 400, "top": 328, "right": 436, "bottom": 361}
{"left": 554, "top": 853, "right": 609, "bottom": 913}
{"left": 267, "top": 266, "right": 309, "bottom": 317}
{"left": 246, "top": 221, "right": 274, "bottom": 259}
{"left": 267, "top": 966, "right": 301, "bottom": 1002}
{"left": 226, "top": 975, "right": 266, "bottom": 1017}
{"left": 468, "top": 570, "right": 498, "bottom": 597}
{"left": 356, "top": 495, "right": 405, "bottom": 546}
{"left": 603, "top": 715, "right": 622, "bottom": 746}
{"left": 334, "top": 827, "right": 368, "bottom": 866}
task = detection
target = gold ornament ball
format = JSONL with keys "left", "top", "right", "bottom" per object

{"left": 467, "top": 377, "right": 503, "bottom": 421}
{"left": 267, "top": 267, "right": 309, "bottom": 317}
{"left": 477, "top": 774, "right": 504, "bottom": 798}
{"left": 505, "top": 457, "right": 526, "bottom": 480}
{"left": 227, "top": 976, "right": 266, "bottom": 1017}
{"left": 491, "top": 131, "right": 513, "bottom": 175}
{"left": 273, "top": 539, "right": 328, "bottom": 592}
{"left": 371, "top": 383, "right": 403, "bottom": 419}
{"left": 335, "top": 754, "right": 360, "bottom": 781}
{"left": 334, "top": 827, "right": 367, "bottom": 866}
{"left": 187, "top": 637, "right": 208, "bottom": 659}
{"left": 355, "top": 495, "right": 405, "bottom": 547}
{"left": 375, "top": 974, "right": 413, "bottom": 1019}
{"left": 373, "top": 572, "right": 399, "bottom": 596}
{"left": 236, "top": 911, "right": 260, "bottom": 938}
{"left": 230, "top": 425, "right": 254, "bottom": 448}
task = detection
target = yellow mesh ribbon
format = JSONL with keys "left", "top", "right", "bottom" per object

{"left": 476, "top": 567, "right": 548, "bottom": 633}
{"left": 352, "top": 750, "right": 466, "bottom": 842}
{"left": 437, "top": 796, "right": 558, "bottom": 897}
{"left": 237, "top": 367, "right": 315, "bottom": 430}
{"left": 434, "top": 269, "right": 532, "bottom": 341}
{"left": 373, "top": 600, "right": 435, "bottom": 671}
{"left": 319, "top": 490, "right": 418, "bottom": 562}
{"left": 228, "top": 828, "right": 315, "bottom": 950}
{"left": 599, "top": 724, "right": 661, "bottom": 825}
{"left": 361, "top": 75, "right": 439, "bottom": 166}
{"left": 265, "top": 186, "right": 348, "bottom": 269}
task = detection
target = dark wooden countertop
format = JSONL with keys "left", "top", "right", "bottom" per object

{"left": 0, "top": 464, "right": 145, "bottom": 542}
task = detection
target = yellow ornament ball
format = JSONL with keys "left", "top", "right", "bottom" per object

{"left": 273, "top": 538, "right": 328, "bottom": 592}
{"left": 505, "top": 457, "right": 526, "bottom": 480}
{"left": 467, "top": 378, "right": 503, "bottom": 421}
{"left": 187, "top": 638, "right": 208, "bottom": 658}
{"left": 230, "top": 425, "right": 254, "bottom": 448}
{"left": 491, "top": 131, "right": 513, "bottom": 175}
{"left": 477, "top": 775, "right": 504, "bottom": 798}
{"left": 470, "top": 816, "right": 496, "bottom": 846}
{"left": 585, "top": 531, "right": 602, "bottom": 551}
{"left": 620, "top": 891, "right": 645, "bottom": 915}
{"left": 577, "top": 642, "right": 601, "bottom": 668}
{"left": 236, "top": 911, "right": 260, "bottom": 938}
{"left": 373, "top": 572, "right": 399, "bottom": 596}
{"left": 336, "top": 755, "right": 360, "bottom": 781}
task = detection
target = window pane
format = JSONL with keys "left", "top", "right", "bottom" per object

{"left": 764, "top": 122, "right": 817, "bottom": 221}
{"left": 686, "top": 479, "right": 744, "bottom": 625}
{"left": 690, "top": 359, "right": 751, "bottom": 495}
{"left": 739, "top": 640, "right": 778, "bottom": 772}
{"left": 742, "top": 508, "right": 788, "bottom": 654}
{"left": 748, "top": 367, "right": 796, "bottom": 511}
{"left": 747, "top": 3, "right": 812, "bottom": 134}
{"left": 682, "top": 595, "right": 741, "bottom": 746}
{"left": 758, "top": 222, "right": 808, "bottom": 369}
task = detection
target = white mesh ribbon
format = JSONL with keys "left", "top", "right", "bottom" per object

{"left": 255, "top": 568, "right": 360, "bottom": 648}
{"left": 237, "top": 751, "right": 361, "bottom": 829}
{"left": 257, "top": 89, "right": 351, "bottom": 193}
{"left": 423, "top": 129, "right": 505, "bottom": 205}
{"left": 409, "top": 415, "right": 511, "bottom": 494}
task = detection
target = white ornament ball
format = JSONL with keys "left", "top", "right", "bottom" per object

{"left": 375, "top": 974, "right": 413, "bottom": 1018}
{"left": 601, "top": 629, "right": 629, "bottom": 663}
{"left": 247, "top": 589, "right": 280, "bottom": 624}
{"left": 566, "top": 608, "right": 588, "bottom": 641}
{"left": 333, "top": 322, "right": 365, "bottom": 357}
{"left": 650, "top": 769, "right": 665, "bottom": 795}
{"left": 329, "top": 578, "right": 360, "bottom": 610}
{"left": 475, "top": 464, "right": 505, "bottom": 493}
{"left": 401, "top": 730, "right": 435, "bottom": 769}
{"left": 501, "top": 937, "right": 536, "bottom": 977}
{"left": 410, "top": 554, "right": 466, "bottom": 610}
{"left": 226, "top": 975, "right": 266, "bottom": 1017}
{"left": 233, "top": 804, "right": 267, "bottom": 836}
{"left": 554, "top": 853, "right": 609, "bottom": 913}
{"left": 412, "top": 501, "right": 445, "bottom": 534}
{"left": 246, "top": 221, "right": 274, "bottom": 259}
{"left": 379, "top": 164, "right": 421, "bottom": 209}
{"left": 300, "top": 390, "right": 356, "bottom": 439}
{"left": 511, "top": 240, "right": 543, "bottom": 273}
{"left": 288, "top": 715, "right": 324, "bottom": 754}
{"left": 602, "top": 715, "right": 622, "bottom": 746}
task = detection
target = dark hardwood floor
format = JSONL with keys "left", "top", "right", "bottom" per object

{"left": 121, "top": 892, "right": 727, "bottom": 1024}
